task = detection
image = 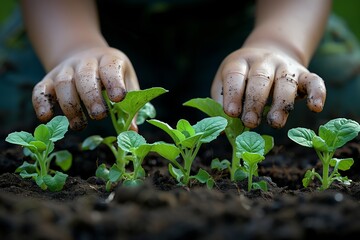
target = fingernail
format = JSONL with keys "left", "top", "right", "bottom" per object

{"left": 242, "top": 111, "right": 258, "bottom": 128}
{"left": 91, "top": 103, "right": 107, "bottom": 120}
{"left": 268, "top": 111, "right": 285, "bottom": 128}
{"left": 226, "top": 102, "right": 240, "bottom": 117}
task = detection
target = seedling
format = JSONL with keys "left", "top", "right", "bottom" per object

{"left": 96, "top": 130, "right": 180, "bottom": 188}
{"left": 184, "top": 97, "right": 273, "bottom": 182}
{"left": 234, "top": 131, "right": 269, "bottom": 191}
{"left": 82, "top": 87, "right": 168, "bottom": 190}
{"left": 288, "top": 118, "right": 360, "bottom": 190}
{"left": 5, "top": 116, "right": 72, "bottom": 191}
{"left": 147, "top": 116, "right": 227, "bottom": 188}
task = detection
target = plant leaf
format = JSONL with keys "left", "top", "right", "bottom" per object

{"left": 34, "top": 124, "right": 51, "bottom": 144}
{"left": 322, "top": 118, "right": 360, "bottom": 149}
{"left": 147, "top": 119, "right": 184, "bottom": 144}
{"left": 53, "top": 150, "right": 72, "bottom": 171}
{"left": 114, "top": 87, "right": 167, "bottom": 116}
{"left": 5, "top": 131, "right": 35, "bottom": 147}
{"left": 151, "top": 142, "right": 180, "bottom": 161}
{"left": 242, "top": 152, "right": 265, "bottom": 165}
{"left": 288, "top": 128, "right": 316, "bottom": 147}
{"left": 211, "top": 158, "right": 230, "bottom": 171}
{"left": 176, "top": 119, "right": 195, "bottom": 138}
{"left": 43, "top": 171, "right": 68, "bottom": 192}
{"left": 330, "top": 158, "right": 354, "bottom": 171}
{"left": 82, "top": 135, "right": 104, "bottom": 150}
{"left": 46, "top": 116, "right": 69, "bottom": 142}
{"left": 236, "top": 131, "right": 265, "bottom": 155}
{"left": 96, "top": 164, "right": 110, "bottom": 181}
{"left": 193, "top": 116, "right": 227, "bottom": 143}
{"left": 168, "top": 163, "right": 184, "bottom": 183}
{"left": 109, "top": 164, "right": 123, "bottom": 182}
{"left": 262, "top": 135, "right": 274, "bottom": 155}
{"left": 136, "top": 102, "right": 157, "bottom": 125}
{"left": 117, "top": 131, "right": 146, "bottom": 152}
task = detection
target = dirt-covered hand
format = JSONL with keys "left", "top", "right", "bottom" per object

{"left": 211, "top": 47, "right": 326, "bottom": 129}
{"left": 32, "top": 47, "right": 139, "bottom": 130}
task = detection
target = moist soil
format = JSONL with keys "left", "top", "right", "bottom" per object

{"left": 1, "top": 125, "right": 360, "bottom": 240}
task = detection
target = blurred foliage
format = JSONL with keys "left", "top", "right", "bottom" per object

{"left": 333, "top": 0, "right": 360, "bottom": 41}
{"left": 0, "top": 0, "right": 17, "bottom": 23}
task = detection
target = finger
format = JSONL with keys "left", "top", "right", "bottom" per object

{"left": 241, "top": 62, "right": 275, "bottom": 128}
{"left": 54, "top": 67, "right": 88, "bottom": 130}
{"left": 32, "top": 77, "right": 56, "bottom": 122}
{"left": 75, "top": 58, "right": 107, "bottom": 120}
{"left": 221, "top": 60, "right": 248, "bottom": 117}
{"left": 298, "top": 72, "right": 326, "bottom": 112}
{"left": 211, "top": 68, "right": 224, "bottom": 104}
{"left": 99, "top": 55, "right": 127, "bottom": 102}
{"left": 267, "top": 67, "right": 298, "bottom": 128}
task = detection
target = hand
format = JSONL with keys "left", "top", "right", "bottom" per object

{"left": 211, "top": 47, "right": 326, "bottom": 129}
{"left": 32, "top": 47, "right": 140, "bottom": 130}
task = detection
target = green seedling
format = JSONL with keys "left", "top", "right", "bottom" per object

{"left": 5, "top": 116, "right": 72, "bottom": 191}
{"left": 288, "top": 118, "right": 360, "bottom": 190}
{"left": 234, "top": 131, "right": 269, "bottom": 191}
{"left": 96, "top": 130, "right": 180, "bottom": 188}
{"left": 184, "top": 97, "right": 273, "bottom": 182}
{"left": 82, "top": 87, "right": 168, "bottom": 190}
{"left": 147, "top": 116, "right": 227, "bottom": 188}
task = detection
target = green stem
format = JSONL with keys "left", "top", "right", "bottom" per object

{"left": 230, "top": 146, "right": 239, "bottom": 181}
{"left": 248, "top": 163, "right": 256, "bottom": 191}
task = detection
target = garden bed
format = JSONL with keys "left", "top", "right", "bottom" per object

{"left": 1, "top": 125, "right": 360, "bottom": 240}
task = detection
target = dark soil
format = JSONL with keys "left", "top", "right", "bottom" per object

{"left": 1, "top": 125, "right": 360, "bottom": 240}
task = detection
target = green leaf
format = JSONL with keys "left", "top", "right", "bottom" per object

{"left": 117, "top": 131, "right": 146, "bottom": 152}
{"left": 95, "top": 164, "right": 110, "bottom": 181}
{"left": 53, "top": 150, "right": 72, "bottom": 171}
{"left": 234, "top": 168, "right": 247, "bottom": 181}
{"left": 5, "top": 131, "right": 35, "bottom": 147}
{"left": 123, "top": 179, "right": 144, "bottom": 187}
{"left": 262, "top": 135, "right": 274, "bottom": 155}
{"left": 211, "top": 158, "right": 230, "bottom": 171}
{"left": 115, "top": 87, "right": 168, "bottom": 115}
{"left": 236, "top": 131, "right": 265, "bottom": 156}
{"left": 134, "top": 144, "right": 153, "bottom": 159}
{"left": 29, "top": 140, "right": 47, "bottom": 153}
{"left": 312, "top": 136, "right": 330, "bottom": 152}
{"left": 193, "top": 116, "right": 227, "bottom": 143}
{"left": 302, "top": 169, "right": 316, "bottom": 187}
{"left": 183, "top": 97, "right": 228, "bottom": 118}
{"left": 147, "top": 119, "right": 184, "bottom": 144}
{"left": 34, "top": 124, "right": 51, "bottom": 144}
{"left": 168, "top": 164, "right": 184, "bottom": 183}
{"left": 19, "top": 171, "right": 38, "bottom": 179}
{"left": 179, "top": 133, "right": 203, "bottom": 149}
{"left": 43, "top": 171, "right": 68, "bottom": 192}
{"left": 242, "top": 152, "right": 265, "bottom": 165}
{"left": 151, "top": 142, "right": 180, "bottom": 161}
{"left": 15, "top": 161, "right": 37, "bottom": 174}
{"left": 183, "top": 97, "right": 246, "bottom": 139}
{"left": 288, "top": 128, "right": 316, "bottom": 147}
{"left": 136, "top": 102, "right": 157, "bottom": 125}
{"left": 252, "top": 180, "right": 268, "bottom": 191}
{"left": 322, "top": 118, "right": 360, "bottom": 149}
{"left": 46, "top": 116, "right": 69, "bottom": 142}
{"left": 82, "top": 135, "right": 104, "bottom": 150}
{"left": 330, "top": 158, "right": 354, "bottom": 171}
{"left": 191, "top": 168, "right": 215, "bottom": 189}
{"left": 176, "top": 119, "right": 195, "bottom": 138}
{"left": 109, "top": 164, "right": 123, "bottom": 182}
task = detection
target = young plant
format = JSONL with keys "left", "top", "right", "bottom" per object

{"left": 147, "top": 116, "right": 227, "bottom": 188}
{"left": 234, "top": 131, "right": 269, "bottom": 191}
{"left": 5, "top": 116, "right": 72, "bottom": 191}
{"left": 96, "top": 130, "right": 180, "bottom": 189}
{"left": 288, "top": 118, "right": 360, "bottom": 190}
{"left": 184, "top": 97, "right": 273, "bottom": 181}
{"left": 82, "top": 87, "right": 168, "bottom": 190}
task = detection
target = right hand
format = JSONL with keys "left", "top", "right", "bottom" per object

{"left": 32, "top": 47, "right": 140, "bottom": 130}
